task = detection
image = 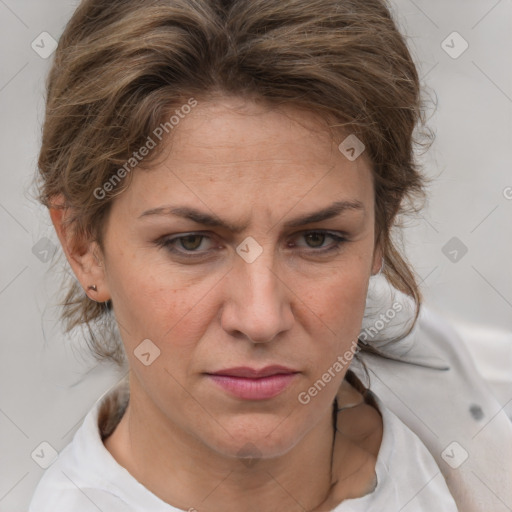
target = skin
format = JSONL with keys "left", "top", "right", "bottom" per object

{"left": 51, "top": 95, "right": 384, "bottom": 512}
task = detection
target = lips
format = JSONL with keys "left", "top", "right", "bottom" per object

{"left": 207, "top": 365, "right": 298, "bottom": 378}
{"left": 205, "top": 366, "right": 300, "bottom": 400}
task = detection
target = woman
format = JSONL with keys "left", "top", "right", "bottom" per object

{"left": 28, "top": 0, "right": 512, "bottom": 511}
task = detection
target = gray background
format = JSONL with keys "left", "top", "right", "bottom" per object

{"left": 0, "top": 0, "right": 511, "bottom": 510}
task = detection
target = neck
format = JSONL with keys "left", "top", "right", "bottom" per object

{"left": 103, "top": 376, "right": 379, "bottom": 512}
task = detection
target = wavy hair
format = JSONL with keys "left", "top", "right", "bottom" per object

{"left": 35, "top": 0, "right": 434, "bottom": 366}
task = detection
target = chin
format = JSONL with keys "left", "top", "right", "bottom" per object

{"left": 204, "top": 415, "right": 308, "bottom": 461}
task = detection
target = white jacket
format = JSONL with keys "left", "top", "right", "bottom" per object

{"left": 352, "top": 303, "right": 512, "bottom": 512}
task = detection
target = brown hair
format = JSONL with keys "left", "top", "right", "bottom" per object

{"left": 35, "top": 0, "right": 434, "bottom": 367}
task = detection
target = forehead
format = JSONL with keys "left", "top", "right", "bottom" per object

{"left": 115, "top": 97, "right": 374, "bottom": 215}
{"left": 168, "top": 98, "right": 361, "bottom": 168}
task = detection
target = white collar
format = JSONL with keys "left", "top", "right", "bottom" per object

{"left": 359, "top": 275, "right": 450, "bottom": 371}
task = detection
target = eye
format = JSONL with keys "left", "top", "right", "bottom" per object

{"left": 291, "top": 231, "right": 348, "bottom": 254}
{"left": 154, "top": 230, "right": 348, "bottom": 260}
{"left": 155, "top": 233, "right": 216, "bottom": 258}
{"left": 174, "top": 234, "right": 207, "bottom": 251}
{"left": 303, "top": 232, "right": 332, "bottom": 248}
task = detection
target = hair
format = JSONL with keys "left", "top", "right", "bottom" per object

{"left": 35, "top": 0, "right": 434, "bottom": 367}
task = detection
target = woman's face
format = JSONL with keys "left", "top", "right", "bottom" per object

{"left": 94, "top": 97, "right": 382, "bottom": 459}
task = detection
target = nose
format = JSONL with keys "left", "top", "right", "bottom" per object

{"left": 220, "top": 250, "right": 294, "bottom": 344}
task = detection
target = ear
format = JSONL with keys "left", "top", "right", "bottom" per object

{"left": 371, "top": 242, "right": 384, "bottom": 276}
{"left": 49, "top": 195, "right": 111, "bottom": 303}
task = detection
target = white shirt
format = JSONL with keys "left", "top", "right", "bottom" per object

{"left": 28, "top": 377, "right": 457, "bottom": 511}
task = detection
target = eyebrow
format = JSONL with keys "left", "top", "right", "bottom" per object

{"left": 138, "top": 200, "right": 365, "bottom": 233}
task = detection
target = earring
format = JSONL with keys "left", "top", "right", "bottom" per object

{"left": 87, "top": 284, "right": 97, "bottom": 291}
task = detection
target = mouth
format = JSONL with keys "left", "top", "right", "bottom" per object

{"left": 205, "top": 366, "right": 300, "bottom": 400}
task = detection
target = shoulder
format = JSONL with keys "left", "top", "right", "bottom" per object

{"left": 30, "top": 486, "right": 119, "bottom": 512}
{"left": 29, "top": 380, "right": 133, "bottom": 512}
{"left": 29, "top": 484, "right": 133, "bottom": 512}
{"left": 355, "top": 303, "right": 512, "bottom": 424}
{"left": 28, "top": 426, "right": 130, "bottom": 512}
{"left": 438, "top": 309, "right": 512, "bottom": 420}
{"left": 353, "top": 304, "right": 512, "bottom": 511}
{"left": 28, "top": 444, "right": 128, "bottom": 512}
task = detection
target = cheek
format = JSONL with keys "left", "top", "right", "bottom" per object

{"left": 320, "top": 286, "right": 367, "bottom": 360}
{"left": 105, "top": 232, "right": 370, "bottom": 355}
{"left": 302, "top": 262, "right": 369, "bottom": 341}
{"left": 105, "top": 249, "right": 218, "bottom": 349}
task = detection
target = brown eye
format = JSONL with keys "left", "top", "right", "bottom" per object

{"left": 304, "top": 232, "right": 326, "bottom": 248}
{"left": 155, "top": 233, "right": 215, "bottom": 258}
{"left": 291, "top": 231, "right": 348, "bottom": 255}
{"left": 178, "top": 235, "right": 204, "bottom": 251}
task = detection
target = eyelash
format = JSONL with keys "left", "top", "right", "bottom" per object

{"left": 154, "top": 231, "right": 348, "bottom": 259}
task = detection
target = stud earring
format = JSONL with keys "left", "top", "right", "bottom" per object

{"left": 87, "top": 284, "right": 97, "bottom": 291}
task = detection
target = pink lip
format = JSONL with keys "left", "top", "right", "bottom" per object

{"left": 206, "top": 366, "right": 299, "bottom": 400}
